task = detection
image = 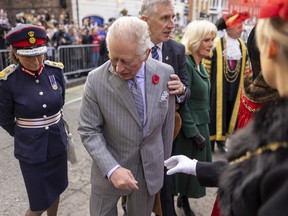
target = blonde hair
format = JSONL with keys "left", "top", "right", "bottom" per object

{"left": 8, "top": 47, "right": 19, "bottom": 64}
{"left": 181, "top": 19, "right": 217, "bottom": 55}
{"left": 256, "top": 17, "right": 288, "bottom": 57}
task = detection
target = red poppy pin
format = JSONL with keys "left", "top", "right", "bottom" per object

{"left": 152, "top": 74, "right": 159, "bottom": 84}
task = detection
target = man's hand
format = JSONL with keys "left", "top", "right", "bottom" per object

{"left": 110, "top": 167, "right": 139, "bottom": 191}
{"left": 167, "top": 74, "right": 186, "bottom": 96}
{"left": 164, "top": 155, "right": 198, "bottom": 176}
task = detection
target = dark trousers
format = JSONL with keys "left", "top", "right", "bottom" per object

{"left": 160, "top": 168, "right": 176, "bottom": 216}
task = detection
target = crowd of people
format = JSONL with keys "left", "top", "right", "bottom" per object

{"left": 0, "top": 9, "right": 110, "bottom": 68}
{"left": 1, "top": 0, "right": 288, "bottom": 215}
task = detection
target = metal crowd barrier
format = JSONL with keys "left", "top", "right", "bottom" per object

{"left": 0, "top": 44, "right": 100, "bottom": 78}
{"left": 0, "top": 49, "right": 10, "bottom": 69}
{"left": 56, "top": 44, "right": 99, "bottom": 78}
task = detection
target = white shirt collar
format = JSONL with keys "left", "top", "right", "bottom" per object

{"left": 135, "top": 62, "right": 145, "bottom": 79}
{"left": 149, "top": 41, "right": 163, "bottom": 50}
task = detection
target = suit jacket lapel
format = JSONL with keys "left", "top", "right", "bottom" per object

{"left": 107, "top": 65, "right": 142, "bottom": 127}
{"left": 162, "top": 41, "right": 172, "bottom": 65}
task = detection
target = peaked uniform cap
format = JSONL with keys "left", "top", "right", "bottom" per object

{"left": 5, "top": 24, "right": 48, "bottom": 57}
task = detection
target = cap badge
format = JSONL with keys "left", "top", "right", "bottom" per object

{"left": 28, "top": 31, "right": 36, "bottom": 44}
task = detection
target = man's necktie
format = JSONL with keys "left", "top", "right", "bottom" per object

{"left": 130, "top": 79, "right": 144, "bottom": 125}
{"left": 151, "top": 45, "right": 159, "bottom": 60}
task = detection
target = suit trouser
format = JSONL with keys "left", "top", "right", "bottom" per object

{"left": 160, "top": 167, "right": 176, "bottom": 216}
{"left": 90, "top": 162, "right": 155, "bottom": 216}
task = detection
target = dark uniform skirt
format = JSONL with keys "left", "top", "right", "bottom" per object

{"left": 19, "top": 151, "right": 68, "bottom": 211}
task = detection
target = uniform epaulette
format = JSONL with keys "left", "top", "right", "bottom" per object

{"left": 0, "top": 64, "right": 17, "bottom": 80}
{"left": 44, "top": 60, "right": 64, "bottom": 69}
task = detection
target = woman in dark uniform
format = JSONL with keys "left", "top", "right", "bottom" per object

{"left": 0, "top": 24, "right": 68, "bottom": 216}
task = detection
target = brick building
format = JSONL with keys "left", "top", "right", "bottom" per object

{"left": 0, "top": 0, "right": 72, "bottom": 27}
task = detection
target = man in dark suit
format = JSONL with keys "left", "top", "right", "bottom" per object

{"left": 140, "top": 0, "right": 190, "bottom": 215}
{"left": 140, "top": 0, "right": 190, "bottom": 103}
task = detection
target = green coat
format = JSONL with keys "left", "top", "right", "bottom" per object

{"left": 173, "top": 55, "right": 212, "bottom": 198}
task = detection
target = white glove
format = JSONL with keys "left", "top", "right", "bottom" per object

{"left": 164, "top": 155, "right": 198, "bottom": 176}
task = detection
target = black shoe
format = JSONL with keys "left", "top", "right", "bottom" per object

{"left": 177, "top": 195, "right": 195, "bottom": 216}
{"left": 217, "top": 141, "right": 228, "bottom": 153}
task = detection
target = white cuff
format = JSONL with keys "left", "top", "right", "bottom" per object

{"left": 107, "top": 165, "right": 121, "bottom": 180}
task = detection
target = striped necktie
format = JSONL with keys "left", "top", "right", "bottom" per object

{"left": 129, "top": 79, "right": 144, "bottom": 125}
{"left": 151, "top": 45, "right": 159, "bottom": 60}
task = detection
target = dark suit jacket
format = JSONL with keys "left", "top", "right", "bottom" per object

{"left": 162, "top": 39, "right": 190, "bottom": 104}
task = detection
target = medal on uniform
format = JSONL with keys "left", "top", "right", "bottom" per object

{"left": 49, "top": 75, "right": 58, "bottom": 90}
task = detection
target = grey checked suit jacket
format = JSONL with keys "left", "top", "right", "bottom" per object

{"left": 78, "top": 58, "right": 175, "bottom": 196}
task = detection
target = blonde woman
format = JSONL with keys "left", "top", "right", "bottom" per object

{"left": 172, "top": 19, "right": 217, "bottom": 215}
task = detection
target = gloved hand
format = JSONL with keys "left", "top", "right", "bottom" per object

{"left": 164, "top": 155, "right": 198, "bottom": 176}
{"left": 192, "top": 133, "right": 206, "bottom": 151}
